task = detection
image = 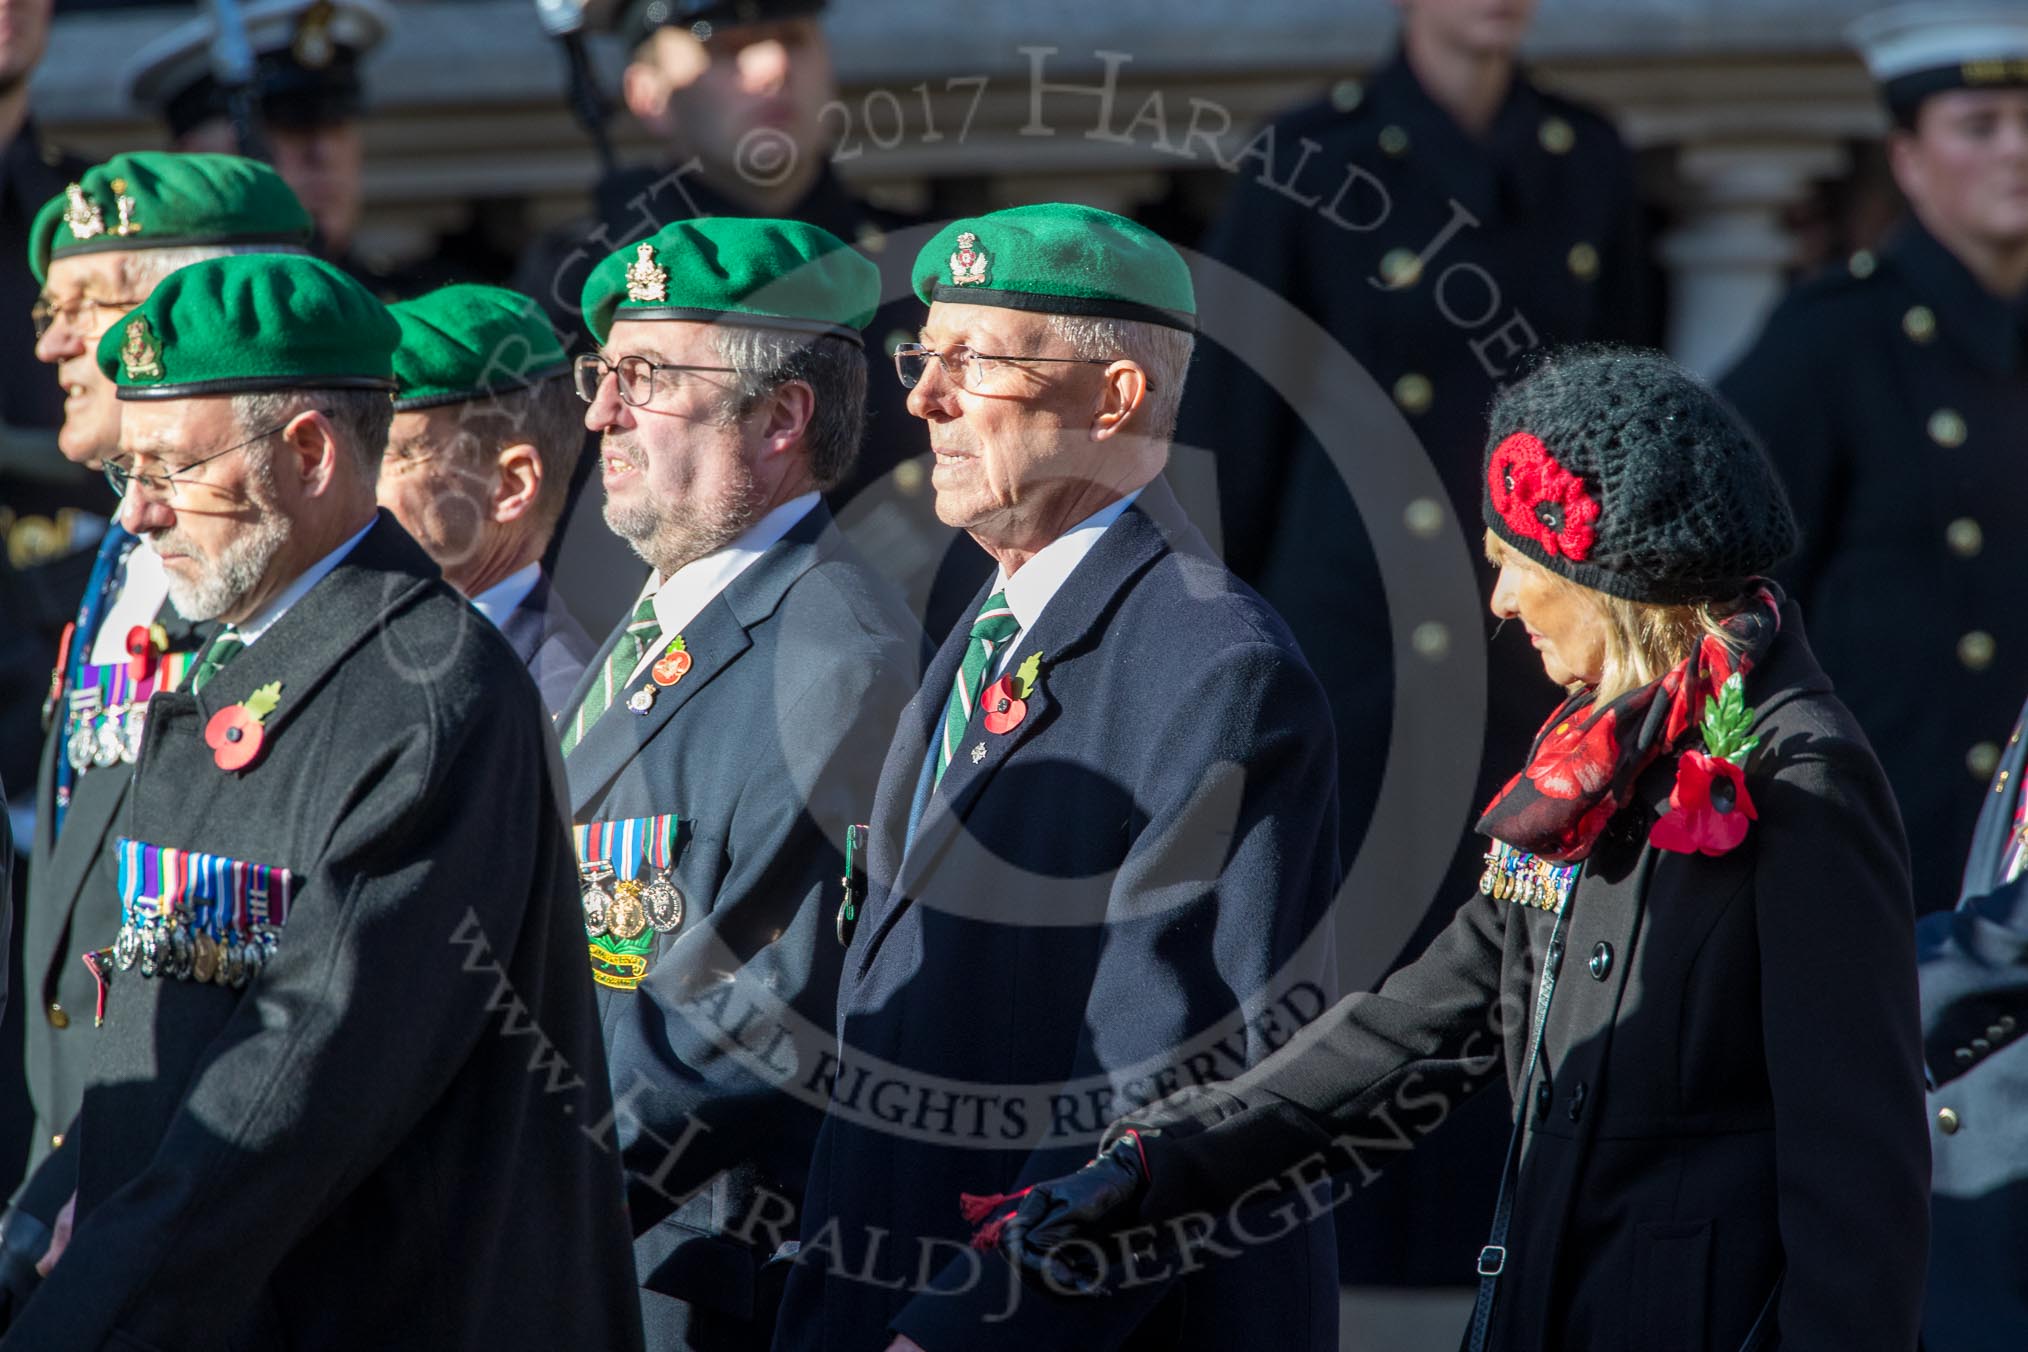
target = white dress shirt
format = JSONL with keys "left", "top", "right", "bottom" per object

{"left": 88, "top": 539, "right": 171, "bottom": 665}
{"left": 234, "top": 516, "right": 376, "bottom": 649}
{"left": 987, "top": 488, "right": 1141, "bottom": 677}
{"left": 625, "top": 492, "right": 821, "bottom": 680}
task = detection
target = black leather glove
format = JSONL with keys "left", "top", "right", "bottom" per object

{"left": 0, "top": 1204, "right": 51, "bottom": 1333}
{"left": 999, "top": 1131, "right": 1149, "bottom": 1296}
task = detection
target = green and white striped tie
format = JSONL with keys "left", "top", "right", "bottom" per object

{"left": 189, "top": 630, "right": 244, "bottom": 695}
{"left": 935, "top": 590, "right": 1020, "bottom": 786}
{"left": 560, "top": 596, "right": 661, "bottom": 755}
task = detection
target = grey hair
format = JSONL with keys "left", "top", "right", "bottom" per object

{"left": 119, "top": 242, "right": 309, "bottom": 295}
{"left": 232, "top": 387, "right": 395, "bottom": 477}
{"left": 709, "top": 326, "right": 868, "bottom": 492}
{"left": 1044, "top": 313, "right": 1195, "bottom": 443}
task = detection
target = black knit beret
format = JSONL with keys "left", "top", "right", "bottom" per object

{"left": 1481, "top": 347, "right": 1798, "bottom": 605}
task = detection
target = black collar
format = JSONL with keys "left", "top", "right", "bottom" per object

{"left": 1364, "top": 50, "right": 1551, "bottom": 220}
{"left": 1884, "top": 218, "right": 2028, "bottom": 376}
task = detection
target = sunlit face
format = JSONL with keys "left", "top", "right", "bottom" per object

{"left": 376, "top": 406, "right": 495, "bottom": 588}
{"left": 115, "top": 397, "right": 291, "bottom": 624}
{"left": 582, "top": 319, "right": 763, "bottom": 575}
{"left": 1892, "top": 90, "right": 2028, "bottom": 251}
{"left": 1395, "top": 0, "right": 1538, "bottom": 58}
{"left": 178, "top": 120, "right": 365, "bottom": 253}
{"left": 631, "top": 19, "right": 835, "bottom": 188}
{"left": 1487, "top": 537, "right": 1608, "bottom": 689}
{"left": 34, "top": 253, "right": 144, "bottom": 466}
{"left": 907, "top": 303, "right": 1122, "bottom": 549}
{"left": 0, "top": 0, "right": 53, "bottom": 94}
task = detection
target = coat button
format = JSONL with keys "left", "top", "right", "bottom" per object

{"left": 1958, "top": 631, "right": 1995, "bottom": 672}
{"left": 1968, "top": 742, "right": 2002, "bottom": 781}
{"left": 1567, "top": 242, "right": 1600, "bottom": 281}
{"left": 1937, "top": 1106, "right": 1961, "bottom": 1134}
{"left": 1546, "top": 936, "right": 1566, "bottom": 972}
{"left": 49, "top": 1133, "right": 63, "bottom": 1150}
{"left": 1534, "top": 1079, "right": 1553, "bottom": 1121}
{"left": 1404, "top": 497, "right": 1445, "bottom": 538}
{"left": 1972, "top": 1038, "right": 1992, "bottom": 1055}
{"left": 1393, "top": 373, "right": 1433, "bottom": 414}
{"left": 1848, "top": 249, "right": 1877, "bottom": 278}
{"left": 1378, "top": 247, "right": 1423, "bottom": 288}
{"left": 1566, "top": 1080, "right": 1589, "bottom": 1122}
{"left": 1902, "top": 305, "right": 1938, "bottom": 343}
{"left": 1957, "top": 1046, "right": 1975, "bottom": 1064}
{"left": 1929, "top": 408, "right": 1968, "bottom": 448}
{"left": 1539, "top": 116, "right": 1576, "bottom": 154}
{"left": 1588, "top": 941, "right": 1612, "bottom": 981}
{"left": 893, "top": 458, "right": 925, "bottom": 495}
{"left": 1379, "top": 124, "right": 1410, "bottom": 157}
{"left": 2001, "top": 1016, "right": 2019, "bottom": 1034}
{"left": 1330, "top": 78, "right": 1364, "bottom": 112}
{"left": 1946, "top": 518, "right": 1984, "bottom": 558}
{"left": 47, "top": 1003, "right": 68, "bottom": 1029}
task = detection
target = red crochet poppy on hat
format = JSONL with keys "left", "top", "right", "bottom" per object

{"left": 1488, "top": 431, "right": 1601, "bottom": 561}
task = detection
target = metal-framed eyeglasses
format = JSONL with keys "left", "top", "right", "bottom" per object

{"left": 891, "top": 343, "right": 1119, "bottom": 392}
{"left": 573, "top": 352, "right": 744, "bottom": 408}
{"left": 104, "top": 414, "right": 308, "bottom": 504}
{"left": 32, "top": 292, "right": 147, "bottom": 340}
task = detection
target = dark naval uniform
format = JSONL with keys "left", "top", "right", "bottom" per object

{"left": 1178, "top": 52, "right": 1647, "bottom": 1283}
{"left": 19, "top": 527, "right": 211, "bottom": 1198}
{"left": 1720, "top": 220, "right": 2028, "bottom": 913}
{"left": 1917, "top": 699, "right": 2028, "bottom": 1352}
{"left": 1118, "top": 605, "right": 1929, "bottom": 1352}
{"left": 559, "top": 504, "right": 918, "bottom": 1351}
{"left": 497, "top": 567, "right": 596, "bottom": 716}
{"left": 777, "top": 479, "right": 1342, "bottom": 1352}
{"left": 1, "top": 516, "right": 643, "bottom": 1352}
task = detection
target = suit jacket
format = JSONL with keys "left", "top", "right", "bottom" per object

{"left": 561, "top": 502, "right": 920, "bottom": 1352}
{"left": 1122, "top": 605, "right": 1929, "bottom": 1352}
{"left": 497, "top": 568, "right": 596, "bottom": 716}
{"left": 774, "top": 478, "right": 1342, "bottom": 1352}
{"left": 1721, "top": 219, "right": 2028, "bottom": 914}
{"left": 2, "top": 513, "right": 643, "bottom": 1352}
{"left": 18, "top": 528, "right": 210, "bottom": 1194}
{"left": 1917, "top": 697, "right": 2028, "bottom": 1352}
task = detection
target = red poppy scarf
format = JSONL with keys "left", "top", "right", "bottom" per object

{"left": 1475, "top": 587, "right": 1783, "bottom": 863}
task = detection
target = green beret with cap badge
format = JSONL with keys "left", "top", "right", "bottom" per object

{"left": 912, "top": 203, "right": 1196, "bottom": 333}
{"left": 389, "top": 284, "right": 571, "bottom": 412}
{"left": 30, "top": 151, "right": 312, "bottom": 283}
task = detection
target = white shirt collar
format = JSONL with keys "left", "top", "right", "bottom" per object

{"left": 995, "top": 490, "right": 1141, "bottom": 637}
{"left": 235, "top": 516, "right": 376, "bottom": 648}
{"left": 631, "top": 492, "right": 821, "bottom": 667}
{"left": 470, "top": 561, "right": 544, "bottom": 632}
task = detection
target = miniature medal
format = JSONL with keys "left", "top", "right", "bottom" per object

{"left": 608, "top": 880, "right": 649, "bottom": 941}
{"left": 643, "top": 871, "right": 685, "bottom": 932}
{"left": 192, "top": 931, "right": 219, "bottom": 985}
{"left": 114, "top": 924, "right": 140, "bottom": 972}
{"left": 583, "top": 876, "right": 614, "bottom": 936}
{"left": 628, "top": 684, "right": 656, "bottom": 714}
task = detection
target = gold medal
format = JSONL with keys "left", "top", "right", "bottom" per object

{"left": 643, "top": 871, "right": 685, "bottom": 932}
{"left": 609, "top": 880, "right": 649, "bottom": 940}
{"left": 192, "top": 931, "right": 219, "bottom": 984}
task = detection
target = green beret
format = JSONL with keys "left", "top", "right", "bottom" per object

{"left": 913, "top": 203, "right": 1196, "bottom": 332}
{"left": 97, "top": 254, "right": 399, "bottom": 400}
{"left": 389, "top": 284, "right": 571, "bottom": 412}
{"left": 30, "top": 151, "right": 312, "bottom": 283}
{"left": 581, "top": 217, "right": 878, "bottom": 347}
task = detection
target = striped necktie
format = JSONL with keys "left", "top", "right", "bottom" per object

{"left": 189, "top": 630, "right": 245, "bottom": 695}
{"left": 561, "top": 596, "right": 661, "bottom": 756}
{"left": 934, "top": 591, "right": 1020, "bottom": 786}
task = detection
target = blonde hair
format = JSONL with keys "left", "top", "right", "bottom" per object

{"left": 1485, "top": 532, "right": 1746, "bottom": 704}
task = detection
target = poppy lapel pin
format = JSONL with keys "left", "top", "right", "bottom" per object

{"left": 205, "top": 680, "right": 281, "bottom": 772}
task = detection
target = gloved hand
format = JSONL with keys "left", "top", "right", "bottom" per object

{"left": 0, "top": 1204, "right": 51, "bottom": 1333}
{"left": 999, "top": 1131, "right": 1150, "bottom": 1296}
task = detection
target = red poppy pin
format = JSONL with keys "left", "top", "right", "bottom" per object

{"left": 984, "top": 651, "right": 1043, "bottom": 735}
{"left": 1650, "top": 673, "right": 1760, "bottom": 857}
{"left": 1487, "top": 431, "right": 1600, "bottom": 561}
{"left": 205, "top": 680, "right": 281, "bottom": 772}
{"left": 652, "top": 636, "right": 692, "bottom": 687}
{"left": 126, "top": 622, "right": 168, "bottom": 683}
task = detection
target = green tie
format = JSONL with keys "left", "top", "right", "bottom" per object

{"left": 189, "top": 630, "right": 245, "bottom": 695}
{"left": 935, "top": 591, "right": 1020, "bottom": 786}
{"left": 561, "top": 596, "right": 661, "bottom": 755}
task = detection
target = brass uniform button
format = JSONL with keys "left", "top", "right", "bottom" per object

{"left": 1848, "top": 250, "right": 1877, "bottom": 279}
{"left": 1937, "top": 1106, "right": 1961, "bottom": 1135}
{"left": 1959, "top": 631, "right": 1996, "bottom": 672}
{"left": 1929, "top": 408, "right": 1968, "bottom": 448}
{"left": 1947, "top": 517, "right": 1984, "bottom": 558}
{"left": 1330, "top": 79, "right": 1364, "bottom": 113}
{"left": 47, "top": 1003, "right": 68, "bottom": 1029}
{"left": 1393, "top": 372, "right": 1433, "bottom": 415}
{"left": 883, "top": 328, "right": 912, "bottom": 356}
{"left": 1539, "top": 116, "right": 1576, "bottom": 154}
{"left": 1403, "top": 497, "right": 1445, "bottom": 538}
{"left": 1903, "top": 305, "right": 1937, "bottom": 343}
{"left": 1378, "top": 247, "right": 1422, "bottom": 288}
{"left": 1411, "top": 621, "right": 1451, "bottom": 662}
{"left": 893, "top": 458, "right": 926, "bottom": 495}
{"left": 1968, "top": 742, "right": 2002, "bottom": 781}
{"left": 49, "top": 1133, "right": 64, "bottom": 1150}
{"left": 854, "top": 224, "right": 887, "bottom": 254}
{"left": 1567, "top": 242, "right": 1600, "bottom": 281}
{"left": 1379, "top": 124, "right": 1410, "bottom": 157}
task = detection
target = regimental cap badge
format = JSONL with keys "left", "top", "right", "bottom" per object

{"left": 63, "top": 182, "right": 105, "bottom": 241}
{"left": 626, "top": 241, "right": 669, "bottom": 303}
{"left": 121, "top": 315, "right": 163, "bottom": 380}
{"left": 948, "top": 231, "right": 989, "bottom": 287}
{"left": 108, "top": 177, "right": 141, "bottom": 238}
{"left": 293, "top": 0, "right": 337, "bottom": 69}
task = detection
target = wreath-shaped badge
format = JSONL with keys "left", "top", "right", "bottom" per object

{"left": 1650, "top": 672, "right": 1759, "bottom": 857}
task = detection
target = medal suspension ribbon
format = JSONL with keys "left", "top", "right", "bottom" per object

{"left": 647, "top": 814, "right": 679, "bottom": 874}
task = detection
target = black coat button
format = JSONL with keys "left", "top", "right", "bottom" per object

{"left": 1989, "top": 1022, "right": 2011, "bottom": 1041}
{"left": 1546, "top": 937, "right": 1565, "bottom": 972}
{"left": 1534, "top": 1080, "right": 1553, "bottom": 1121}
{"left": 1567, "top": 1081, "right": 1589, "bottom": 1122}
{"left": 1588, "top": 942, "right": 1612, "bottom": 981}
{"left": 1973, "top": 1038, "right": 1991, "bottom": 1055}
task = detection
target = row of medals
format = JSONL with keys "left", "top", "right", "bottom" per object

{"left": 582, "top": 863, "right": 686, "bottom": 941}
{"left": 1479, "top": 841, "right": 1579, "bottom": 913}
{"left": 67, "top": 693, "right": 145, "bottom": 772}
{"left": 115, "top": 916, "right": 275, "bottom": 988}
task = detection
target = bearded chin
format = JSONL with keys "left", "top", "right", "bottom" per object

{"left": 161, "top": 513, "right": 293, "bottom": 623}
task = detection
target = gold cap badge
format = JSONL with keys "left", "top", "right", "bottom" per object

{"left": 121, "top": 316, "right": 163, "bottom": 380}
{"left": 625, "top": 242, "right": 668, "bottom": 303}
{"left": 948, "top": 232, "right": 989, "bottom": 287}
{"left": 63, "top": 183, "right": 105, "bottom": 241}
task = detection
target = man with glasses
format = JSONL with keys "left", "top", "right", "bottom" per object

{"left": 377, "top": 284, "right": 595, "bottom": 713}
{"left": 565, "top": 217, "right": 917, "bottom": 1351}
{"left": 0, "top": 252, "right": 642, "bottom": 1349}
{"left": 0, "top": 152, "right": 312, "bottom": 1291}
{"left": 774, "top": 204, "right": 1340, "bottom": 1352}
